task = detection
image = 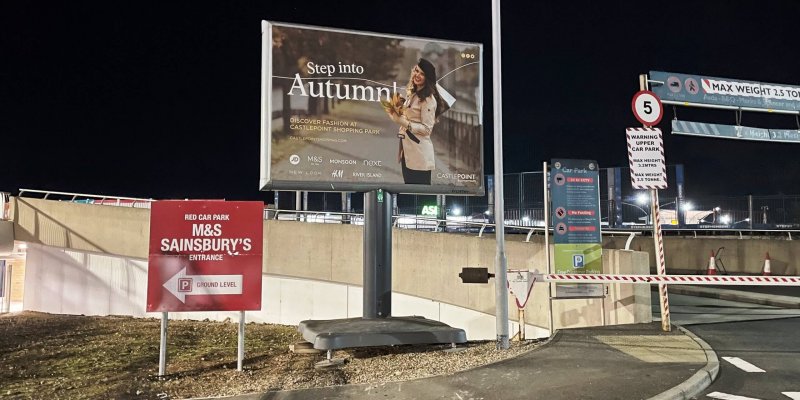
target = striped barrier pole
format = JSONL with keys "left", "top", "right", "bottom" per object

{"left": 541, "top": 273, "right": 800, "bottom": 285}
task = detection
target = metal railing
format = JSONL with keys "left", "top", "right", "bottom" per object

{"left": 17, "top": 189, "right": 154, "bottom": 208}
{"left": 14, "top": 188, "right": 796, "bottom": 242}
{"left": 266, "top": 208, "right": 641, "bottom": 250}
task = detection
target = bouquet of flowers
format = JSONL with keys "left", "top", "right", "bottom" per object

{"left": 380, "top": 93, "right": 406, "bottom": 116}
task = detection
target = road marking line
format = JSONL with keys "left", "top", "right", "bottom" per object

{"left": 707, "top": 392, "right": 762, "bottom": 400}
{"left": 722, "top": 356, "right": 766, "bottom": 373}
{"left": 783, "top": 393, "right": 800, "bottom": 400}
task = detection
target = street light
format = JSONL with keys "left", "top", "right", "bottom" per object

{"left": 719, "top": 214, "right": 731, "bottom": 225}
{"left": 622, "top": 202, "right": 650, "bottom": 225}
{"left": 635, "top": 192, "right": 650, "bottom": 206}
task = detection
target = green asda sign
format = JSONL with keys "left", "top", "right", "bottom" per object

{"left": 421, "top": 205, "right": 439, "bottom": 217}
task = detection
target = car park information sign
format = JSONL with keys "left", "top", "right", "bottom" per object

{"left": 550, "top": 159, "right": 603, "bottom": 297}
{"left": 550, "top": 159, "right": 603, "bottom": 272}
{"left": 146, "top": 201, "right": 263, "bottom": 312}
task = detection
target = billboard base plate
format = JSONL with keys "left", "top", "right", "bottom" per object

{"left": 298, "top": 316, "right": 467, "bottom": 351}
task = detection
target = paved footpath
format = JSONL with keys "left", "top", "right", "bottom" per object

{"left": 220, "top": 322, "right": 714, "bottom": 400}
{"left": 200, "top": 285, "right": 800, "bottom": 400}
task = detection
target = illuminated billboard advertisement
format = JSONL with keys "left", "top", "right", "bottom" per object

{"left": 260, "top": 21, "right": 484, "bottom": 195}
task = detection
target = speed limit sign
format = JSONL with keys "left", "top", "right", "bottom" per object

{"left": 631, "top": 90, "right": 663, "bottom": 126}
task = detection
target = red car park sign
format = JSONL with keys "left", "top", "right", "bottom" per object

{"left": 146, "top": 201, "right": 264, "bottom": 312}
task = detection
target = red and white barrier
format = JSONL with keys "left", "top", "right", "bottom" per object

{"left": 542, "top": 273, "right": 800, "bottom": 286}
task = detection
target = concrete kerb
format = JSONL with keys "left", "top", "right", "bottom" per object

{"left": 648, "top": 326, "right": 719, "bottom": 400}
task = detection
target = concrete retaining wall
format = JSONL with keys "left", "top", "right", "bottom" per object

{"left": 11, "top": 197, "right": 651, "bottom": 333}
{"left": 606, "top": 235, "right": 799, "bottom": 275}
{"left": 22, "top": 244, "right": 550, "bottom": 339}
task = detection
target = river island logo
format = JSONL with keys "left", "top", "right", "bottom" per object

{"left": 289, "top": 154, "right": 300, "bottom": 165}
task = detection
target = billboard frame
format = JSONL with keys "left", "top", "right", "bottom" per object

{"left": 259, "top": 20, "right": 485, "bottom": 196}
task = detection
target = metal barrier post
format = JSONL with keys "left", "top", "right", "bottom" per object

{"left": 1, "top": 192, "right": 10, "bottom": 221}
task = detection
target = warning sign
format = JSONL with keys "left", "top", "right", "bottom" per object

{"left": 626, "top": 128, "right": 667, "bottom": 189}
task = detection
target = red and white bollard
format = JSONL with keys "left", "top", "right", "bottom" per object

{"left": 762, "top": 252, "right": 772, "bottom": 276}
{"left": 707, "top": 250, "right": 717, "bottom": 275}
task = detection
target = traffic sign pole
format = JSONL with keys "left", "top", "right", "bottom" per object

{"left": 159, "top": 312, "right": 168, "bottom": 376}
{"left": 639, "top": 74, "right": 671, "bottom": 332}
{"left": 237, "top": 311, "right": 245, "bottom": 371}
{"left": 543, "top": 161, "right": 554, "bottom": 336}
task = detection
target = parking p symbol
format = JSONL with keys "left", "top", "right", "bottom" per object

{"left": 178, "top": 278, "right": 193, "bottom": 292}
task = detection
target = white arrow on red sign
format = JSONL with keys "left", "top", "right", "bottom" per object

{"left": 163, "top": 267, "right": 243, "bottom": 303}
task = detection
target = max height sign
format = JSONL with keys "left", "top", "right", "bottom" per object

{"left": 147, "top": 201, "right": 263, "bottom": 312}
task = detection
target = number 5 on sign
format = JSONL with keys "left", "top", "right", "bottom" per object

{"left": 631, "top": 90, "right": 663, "bottom": 126}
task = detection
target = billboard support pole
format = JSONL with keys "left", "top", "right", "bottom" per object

{"left": 363, "top": 190, "right": 392, "bottom": 318}
{"left": 438, "top": 195, "right": 446, "bottom": 231}
{"left": 237, "top": 311, "right": 245, "bottom": 371}
{"left": 295, "top": 191, "right": 302, "bottom": 221}
{"left": 491, "top": 0, "right": 510, "bottom": 350}
{"left": 158, "top": 312, "right": 168, "bottom": 376}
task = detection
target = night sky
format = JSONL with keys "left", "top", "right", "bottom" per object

{"left": 3, "top": 0, "right": 800, "bottom": 201}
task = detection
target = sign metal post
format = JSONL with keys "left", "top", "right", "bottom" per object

{"left": 159, "top": 312, "right": 168, "bottom": 376}
{"left": 637, "top": 74, "right": 671, "bottom": 332}
{"left": 237, "top": 311, "right": 245, "bottom": 371}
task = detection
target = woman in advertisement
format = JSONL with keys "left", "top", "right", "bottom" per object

{"left": 385, "top": 58, "right": 442, "bottom": 185}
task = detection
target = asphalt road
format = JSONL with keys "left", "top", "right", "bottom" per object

{"left": 653, "top": 290, "right": 800, "bottom": 400}
{"left": 653, "top": 291, "right": 800, "bottom": 326}
{"left": 692, "top": 318, "right": 800, "bottom": 400}
{"left": 705, "top": 285, "right": 800, "bottom": 298}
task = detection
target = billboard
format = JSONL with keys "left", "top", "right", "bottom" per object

{"left": 650, "top": 71, "right": 800, "bottom": 112}
{"left": 146, "top": 201, "right": 264, "bottom": 312}
{"left": 260, "top": 21, "right": 484, "bottom": 195}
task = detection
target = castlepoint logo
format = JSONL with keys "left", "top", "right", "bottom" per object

{"left": 289, "top": 155, "right": 300, "bottom": 165}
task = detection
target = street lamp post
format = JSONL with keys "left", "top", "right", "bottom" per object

{"left": 622, "top": 202, "right": 650, "bottom": 225}
{"left": 712, "top": 207, "right": 721, "bottom": 224}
